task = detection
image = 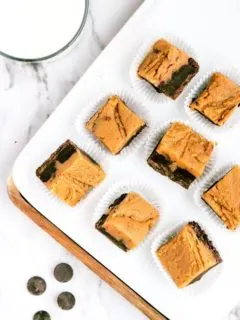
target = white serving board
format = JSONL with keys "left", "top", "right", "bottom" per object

{"left": 12, "top": 0, "right": 240, "bottom": 319}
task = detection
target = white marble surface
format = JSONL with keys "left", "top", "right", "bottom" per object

{"left": 0, "top": 1, "right": 150, "bottom": 319}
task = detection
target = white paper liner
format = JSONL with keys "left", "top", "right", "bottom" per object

{"left": 35, "top": 138, "right": 107, "bottom": 209}
{"left": 130, "top": 34, "right": 198, "bottom": 105}
{"left": 143, "top": 119, "right": 216, "bottom": 190}
{"left": 229, "top": 303, "right": 240, "bottom": 320}
{"left": 93, "top": 180, "right": 165, "bottom": 253}
{"left": 75, "top": 88, "right": 153, "bottom": 158}
{"left": 184, "top": 67, "right": 240, "bottom": 134}
{"left": 151, "top": 220, "right": 223, "bottom": 295}
{"left": 194, "top": 162, "right": 239, "bottom": 231}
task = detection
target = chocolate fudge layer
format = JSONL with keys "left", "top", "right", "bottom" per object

{"left": 96, "top": 192, "right": 159, "bottom": 251}
{"left": 157, "top": 222, "right": 222, "bottom": 288}
{"left": 138, "top": 39, "right": 199, "bottom": 99}
{"left": 147, "top": 122, "right": 214, "bottom": 188}
{"left": 36, "top": 140, "right": 105, "bottom": 206}
{"left": 86, "top": 96, "right": 146, "bottom": 155}
{"left": 190, "top": 72, "right": 240, "bottom": 126}
{"left": 202, "top": 166, "right": 240, "bottom": 230}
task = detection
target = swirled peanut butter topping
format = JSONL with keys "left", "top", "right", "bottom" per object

{"left": 157, "top": 222, "right": 221, "bottom": 288}
{"left": 138, "top": 39, "right": 190, "bottom": 87}
{"left": 190, "top": 72, "right": 240, "bottom": 126}
{"left": 86, "top": 96, "right": 145, "bottom": 155}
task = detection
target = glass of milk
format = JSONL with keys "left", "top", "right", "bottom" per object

{"left": 0, "top": 0, "right": 88, "bottom": 61}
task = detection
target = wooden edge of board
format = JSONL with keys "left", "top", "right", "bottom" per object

{"left": 7, "top": 176, "right": 168, "bottom": 320}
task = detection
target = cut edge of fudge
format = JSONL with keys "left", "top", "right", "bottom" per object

{"left": 36, "top": 140, "right": 99, "bottom": 183}
{"left": 147, "top": 135, "right": 196, "bottom": 189}
{"left": 95, "top": 193, "right": 129, "bottom": 252}
{"left": 158, "top": 58, "right": 199, "bottom": 99}
{"left": 86, "top": 96, "right": 147, "bottom": 155}
{"left": 187, "top": 221, "right": 222, "bottom": 284}
{"left": 201, "top": 170, "right": 231, "bottom": 199}
{"left": 36, "top": 140, "right": 77, "bottom": 183}
{"left": 137, "top": 39, "right": 199, "bottom": 100}
{"left": 191, "top": 86, "right": 220, "bottom": 126}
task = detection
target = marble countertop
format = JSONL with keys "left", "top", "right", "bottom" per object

{"left": 0, "top": 1, "right": 149, "bottom": 319}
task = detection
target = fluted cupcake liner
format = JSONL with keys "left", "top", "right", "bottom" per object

{"left": 75, "top": 88, "right": 153, "bottom": 159}
{"left": 130, "top": 34, "right": 198, "bottom": 105}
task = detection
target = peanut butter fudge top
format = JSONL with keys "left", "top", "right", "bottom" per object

{"left": 86, "top": 96, "right": 146, "bottom": 155}
{"left": 96, "top": 192, "right": 159, "bottom": 251}
{"left": 157, "top": 222, "right": 222, "bottom": 288}
{"left": 156, "top": 122, "right": 214, "bottom": 178}
{"left": 137, "top": 39, "right": 199, "bottom": 99}
{"left": 190, "top": 72, "right": 240, "bottom": 126}
{"left": 36, "top": 140, "right": 105, "bottom": 207}
{"left": 202, "top": 166, "right": 240, "bottom": 230}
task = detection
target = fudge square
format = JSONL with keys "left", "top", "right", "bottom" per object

{"left": 137, "top": 39, "right": 199, "bottom": 99}
{"left": 36, "top": 140, "right": 105, "bottom": 206}
{"left": 86, "top": 95, "right": 146, "bottom": 155}
{"left": 202, "top": 166, "right": 240, "bottom": 230}
{"left": 190, "top": 72, "right": 240, "bottom": 126}
{"left": 96, "top": 192, "right": 159, "bottom": 251}
{"left": 147, "top": 122, "right": 214, "bottom": 189}
{"left": 156, "top": 222, "right": 222, "bottom": 288}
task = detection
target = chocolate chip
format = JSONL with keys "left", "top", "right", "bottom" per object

{"left": 33, "top": 311, "right": 51, "bottom": 320}
{"left": 27, "top": 276, "right": 46, "bottom": 296}
{"left": 57, "top": 292, "right": 75, "bottom": 310}
{"left": 54, "top": 263, "right": 73, "bottom": 283}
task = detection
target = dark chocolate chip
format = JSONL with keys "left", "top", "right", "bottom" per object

{"left": 27, "top": 276, "right": 46, "bottom": 296}
{"left": 56, "top": 143, "right": 76, "bottom": 163}
{"left": 33, "top": 311, "right": 51, "bottom": 320}
{"left": 39, "top": 162, "right": 56, "bottom": 182}
{"left": 57, "top": 292, "right": 76, "bottom": 310}
{"left": 54, "top": 263, "right": 73, "bottom": 283}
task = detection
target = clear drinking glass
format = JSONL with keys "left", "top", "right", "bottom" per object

{"left": 0, "top": 0, "right": 89, "bottom": 62}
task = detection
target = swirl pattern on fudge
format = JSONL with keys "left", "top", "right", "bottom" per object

{"left": 190, "top": 72, "right": 240, "bottom": 126}
{"left": 86, "top": 96, "right": 146, "bottom": 155}
{"left": 36, "top": 140, "right": 105, "bottom": 206}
